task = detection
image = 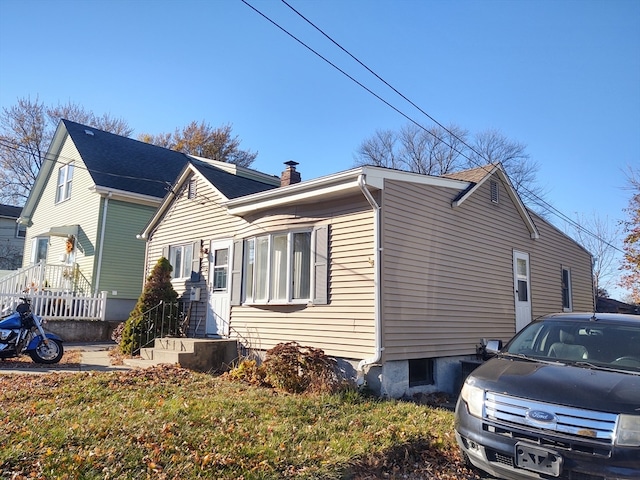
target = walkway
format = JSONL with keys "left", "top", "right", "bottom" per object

{"left": 0, "top": 342, "right": 132, "bottom": 374}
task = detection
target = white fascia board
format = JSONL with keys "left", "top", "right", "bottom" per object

{"left": 225, "top": 166, "right": 471, "bottom": 216}
{"left": 20, "top": 122, "right": 70, "bottom": 225}
{"left": 91, "top": 185, "right": 162, "bottom": 207}
{"left": 452, "top": 165, "right": 539, "bottom": 239}
{"left": 139, "top": 165, "right": 193, "bottom": 239}
{"left": 225, "top": 168, "right": 364, "bottom": 216}
{"left": 362, "top": 166, "right": 471, "bottom": 190}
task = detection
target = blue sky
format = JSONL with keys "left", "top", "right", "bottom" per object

{"left": 1, "top": 0, "right": 638, "bottom": 298}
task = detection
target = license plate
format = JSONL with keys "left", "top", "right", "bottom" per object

{"left": 515, "top": 443, "right": 562, "bottom": 477}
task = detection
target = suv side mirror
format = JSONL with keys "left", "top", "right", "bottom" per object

{"left": 485, "top": 340, "right": 503, "bottom": 354}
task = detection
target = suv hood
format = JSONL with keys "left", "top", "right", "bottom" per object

{"left": 469, "top": 357, "right": 640, "bottom": 414}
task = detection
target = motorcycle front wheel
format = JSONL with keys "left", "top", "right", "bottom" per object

{"left": 29, "top": 338, "right": 64, "bottom": 364}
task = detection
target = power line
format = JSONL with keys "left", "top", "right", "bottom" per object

{"left": 242, "top": 0, "right": 624, "bottom": 254}
{"left": 0, "top": 139, "right": 174, "bottom": 189}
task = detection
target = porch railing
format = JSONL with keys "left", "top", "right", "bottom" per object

{"left": 0, "top": 261, "right": 93, "bottom": 296}
{"left": 0, "top": 291, "right": 107, "bottom": 321}
{"left": 134, "top": 300, "right": 188, "bottom": 356}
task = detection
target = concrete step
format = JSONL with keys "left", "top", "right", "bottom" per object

{"left": 130, "top": 338, "right": 239, "bottom": 372}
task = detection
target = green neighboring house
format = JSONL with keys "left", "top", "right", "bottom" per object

{"left": 15, "top": 119, "right": 278, "bottom": 320}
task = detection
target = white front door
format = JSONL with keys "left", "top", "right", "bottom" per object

{"left": 513, "top": 250, "right": 532, "bottom": 332}
{"left": 206, "top": 240, "right": 232, "bottom": 337}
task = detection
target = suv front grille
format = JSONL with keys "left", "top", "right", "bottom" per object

{"left": 484, "top": 392, "right": 617, "bottom": 447}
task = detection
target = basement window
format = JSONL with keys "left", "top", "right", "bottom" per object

{"left": 409, "top": 358, "right": 435, "bottom": 387}
{"left": 490, "top": 180, "right": 499, "bottom": 204}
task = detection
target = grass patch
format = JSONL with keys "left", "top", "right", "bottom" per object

{"left": 0, "top": 366, "right": 479, "bottom": 479}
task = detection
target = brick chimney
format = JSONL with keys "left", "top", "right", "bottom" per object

{"left": 280, "top": 160, "right": 301, "bottom": 186}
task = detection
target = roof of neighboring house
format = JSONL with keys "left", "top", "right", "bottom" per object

{"left": 190, "top": 158, "right": 278, "bottom": 199}
{"left": 63, "top": 119, "right": 191, "bottom": 199}
{"left": 596, "top": 296, "right": 640, "bottom": 315}
{"left": 0, "top": 204, "right": 22, "bottom": 219}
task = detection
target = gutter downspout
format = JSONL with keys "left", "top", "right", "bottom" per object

{"left": 94, "top": 193, "right": 111, "bottom": 294}
{"left": 357, "top": 174, "right": 383, "bottom": 374}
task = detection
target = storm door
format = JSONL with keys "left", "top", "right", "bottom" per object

{"left": 513, "top": 250, "right": 532, "bottom": 332}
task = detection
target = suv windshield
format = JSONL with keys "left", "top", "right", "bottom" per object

{"left": 505, "top": 319, "right": 640, "bottom": 372}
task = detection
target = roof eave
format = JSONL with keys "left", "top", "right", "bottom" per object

{"left": 224, "top": 166, "right": 471, "bottom": 216}
{"left": 19, "top": 121, "right": 70, "bottom": 224}
{"left": 91, "top": 185, "right": 163, "bottom": 206}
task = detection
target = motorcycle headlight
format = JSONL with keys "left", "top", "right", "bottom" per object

{"left": 460, "top": 381, "right": 485, "bottom": 418}
{"left": 615, "top": 414, "right": 640, "bottom": 447}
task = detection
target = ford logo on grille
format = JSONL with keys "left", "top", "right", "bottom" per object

{"left": 526, "top": 410, "right": 556, "bottom": 423}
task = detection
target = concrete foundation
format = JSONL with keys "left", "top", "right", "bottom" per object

{"left": 362, "top": 355, "right": 478, "bottom": 399}
{"left": 44, "top": 319, "right": 122, "bottom": 342}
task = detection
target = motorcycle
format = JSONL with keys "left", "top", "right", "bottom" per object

{"left": 0, "top": 297, "right": 64, "bottom": 364}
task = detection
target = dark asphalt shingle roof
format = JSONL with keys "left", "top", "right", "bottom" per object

{"left": 64, "top": 119, "right": 191, "bottom": 199}
{"left": 189, "top": 158, "right": 277, "bottom": 199}
{"left": 63, "top": 119, "right": 277, "bottom": 200}
{"left": 0, "top": 204, "right": 22, "bottom": 218}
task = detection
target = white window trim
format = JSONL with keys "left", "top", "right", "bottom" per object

{"left": 30, "top": 236, "right": 48, "bottom": 264}
{"left": 169, "top": 243, "right": 194, "bottom": 280}
{"left": 55, "top": 162, "right": 74, "bottom": 204}
{"left": 242, "top": 229, "right": 313, "bottom": 305}
{"left": 561, "top": 266, "right": 573, "bottom": 312}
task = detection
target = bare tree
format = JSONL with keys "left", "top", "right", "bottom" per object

{"left": 354, "top": 123, "right": 545, "bottom": 209}
{"left": 0, "top": 96, "right": 132, "bottom": 205}
{"left": 139, "top": 121, "right": 257, "bottom": 168}
{"left": 567, "top": 213, "right": 620, "bottom": 296}
{"left": 354, "top": 123, "right": 469, "bottom": 176}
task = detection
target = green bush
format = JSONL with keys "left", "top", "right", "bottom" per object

{"left": 119, "top": 257, "right": 178, "bottom": 355}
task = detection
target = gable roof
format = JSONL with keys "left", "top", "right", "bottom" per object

{"left": 446, "top": 163, "right": 539, "bottom": 239}
{"left": 190, "top": 158, "right": 278, "bottom": 199}
{"left": 140, "top": 158, "right": 279, "bottom": 239}
{"left": 63, "top": 119, "right": 191, "bottom": 199}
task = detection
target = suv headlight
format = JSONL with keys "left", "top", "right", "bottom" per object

{"left": 615, "top": 414, "right": 640, "bottom": 447}
{"left": 460, "top": 382, "right": 484, "bottom": 418}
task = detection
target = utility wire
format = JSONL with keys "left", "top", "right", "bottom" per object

{"left": 0, "top": 139, "right": 176, "bottom": 189}
{"left": 243, "top": 0, "right": 623, "bottom": 253}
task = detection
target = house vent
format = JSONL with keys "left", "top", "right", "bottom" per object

{"left": 187, "top": 178, "right": 196, "bottom": 199}
{"left": 490, "top": 180, "right": 499, "bottom": 204}
{"left": 84, "top": 129, "right": 94, "bottom": 136}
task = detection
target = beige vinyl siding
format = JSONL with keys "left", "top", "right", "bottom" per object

{"left": 96, "top": 199, "right": 157, "bottom": 299}
{"left": 231, "top": 194, "right": 376, "bottom": 360}
{"left": 528, "top": 212, "right": 594, "bottom": 316}
{"left": 145, "top": 173, "right": 243, "bottom": 334}
{"left": 23, "top": 136, "right": 101, "bottom": 285}
{"left": 147, "top": 178, "right": 377, "bottom": 360}
{"left": 381, "top": 176, "right": 592, "bottom": 361}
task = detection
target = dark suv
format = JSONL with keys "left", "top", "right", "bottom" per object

{"left": 455, "top": 313, "right": 640, "bottom": 480}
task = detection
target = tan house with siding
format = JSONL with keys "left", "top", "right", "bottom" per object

{"left": 140, "top": 161, "right": 594, "bottom": 397}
